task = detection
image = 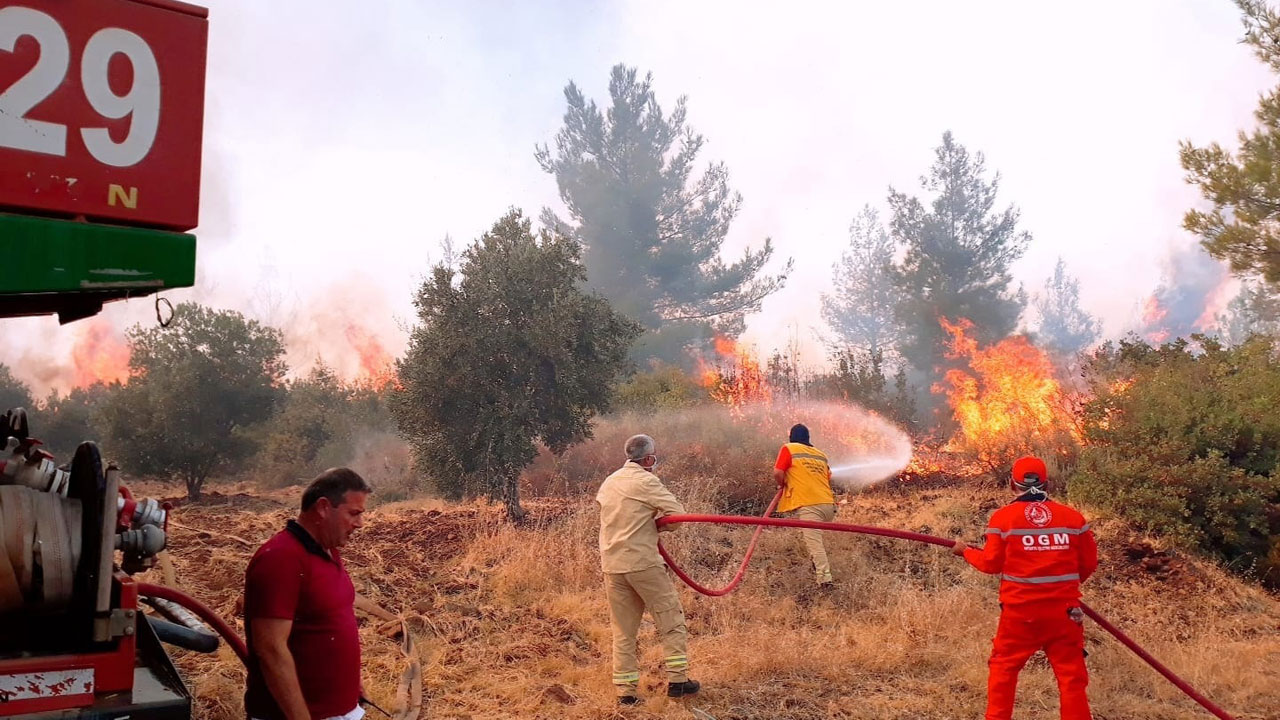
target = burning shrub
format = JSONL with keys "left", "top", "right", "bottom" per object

{"left": 932, "top": 318, "right": 1080, "bottom": 469}
{"left": 1073, "top": 336, "right": 1280, "bottom": 587}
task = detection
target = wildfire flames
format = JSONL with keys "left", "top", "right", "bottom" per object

{"left": 70, "top": 319, "right": 131, "bottom": 388}
{"left": 344, "top": 324, "right": 398, "bottom": 390}
{"left": 697, "top": 335, "right": 771, "bottom": 411}
{"left": 1194, "top": 276, "right": 1236, "bottom": 332}
{"left": 934, "top": 317, "right": 1077, "bottom": 465}
{"left": 690, "top": 335, "right": 911, "bottom": 484}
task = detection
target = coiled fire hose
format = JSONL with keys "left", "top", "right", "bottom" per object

{"left": 0, "top": 485, "right": 82, "bottom": 611}
{"left": 656, "top": 488, "right": 1239, "bottom": 720}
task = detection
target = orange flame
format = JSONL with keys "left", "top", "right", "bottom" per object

{"left": 70, "top": 319, "right": 130, "bottom": 388}
{"left": 343, "top": 324, "right": 398, "bottom": 390}
{"left": 1194, "top": 276, "right": 1236, "bottom": 332}
{"left": 1140, "top": 296, "right": 1171, "bottom": 343}
{"left": 697, "top": 335, "right": 771, "bottom": 412}
{"left": 933, "top": 318, "right": 1076, "bottom": 465}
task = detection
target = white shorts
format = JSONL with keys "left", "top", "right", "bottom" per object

{"left": 253, "top": 706, "right": 364, "bottom": 720}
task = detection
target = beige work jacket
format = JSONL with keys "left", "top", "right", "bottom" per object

{"left": 596, "top": 461, "right": 685, "bottom": 574}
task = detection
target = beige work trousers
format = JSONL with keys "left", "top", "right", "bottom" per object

{"left": 604, "top": 564, "right": 689, "bottom": 695}
{"left": 792, "top": 503, "right": 837, "bottom": 584}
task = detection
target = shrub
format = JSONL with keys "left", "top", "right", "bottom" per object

{"left": 1072, "top": 336, "right": 1280, "bottom": 587}
{"left": 611, "top": 363, "right": 708, "bottom": 412}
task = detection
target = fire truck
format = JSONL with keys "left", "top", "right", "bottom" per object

{"left": 0, "top": 2, "right": 232, "bottom": 717}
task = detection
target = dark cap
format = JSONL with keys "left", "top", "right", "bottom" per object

{"left": 788, "top": 423, "right": 810, "bottom": 445}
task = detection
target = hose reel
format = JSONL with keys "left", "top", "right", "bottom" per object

{"left": 0, "top": 408, "right": 169, "bottom": 615}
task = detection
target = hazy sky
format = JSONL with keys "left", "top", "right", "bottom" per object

{"left": 4, "top": 0, "right": 1276, "bottom": 394}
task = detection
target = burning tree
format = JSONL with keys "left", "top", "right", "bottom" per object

{"left": 70, "top": 318, "right": 131, "bottom": 388}
{"left": 888, "top": 132, "right": 1029, "bottom": 381}
{"left": 697, "top": 336, "right": 772, "bottom": 413}
{"left": 934, "top": 317, "right": 1078, "bottom": 468}
{"left": 343, "top": 323, "right": 399, "bottom": 391}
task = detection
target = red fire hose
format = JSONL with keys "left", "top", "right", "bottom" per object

{"left": 137, "top": 582, "right": 249, "bottom": 664}
{"left": 656, "top": 491, "right": 1239, "bottom": 720}
{"left": 656, "top": 491, "right": 783, "bottom": 596}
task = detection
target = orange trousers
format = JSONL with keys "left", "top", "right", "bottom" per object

{"left": 985, "top": 606, "right": 1091, "bottom": 720}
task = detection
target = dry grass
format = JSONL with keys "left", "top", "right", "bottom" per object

{"left": 130, "top": 476, "right": 1280, "bottom": 720}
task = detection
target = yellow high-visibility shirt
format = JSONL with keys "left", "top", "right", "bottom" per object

{"left": 596, "top": 461, "right": 686, "bottom": 574}
{"left": 775, "top": 442, "right": 833, "bottom": 513}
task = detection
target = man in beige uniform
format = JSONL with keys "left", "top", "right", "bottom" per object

{"left": 596, "top": 434, "right": 701, "bottom": 706}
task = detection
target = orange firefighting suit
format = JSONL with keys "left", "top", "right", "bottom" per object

{"left": 963, "top": 492, "right": 1099, "bottom": 720}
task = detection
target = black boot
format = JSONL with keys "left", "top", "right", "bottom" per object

{"left": 667, "top": 679, "right": 701, "bottom": 698}
{"left": 618, "top": 695, "right": 643, "bottom": 706}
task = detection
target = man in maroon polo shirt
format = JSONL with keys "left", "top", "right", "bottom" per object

{"left": 244, "top": 468, "right": 372, "bottom": 720}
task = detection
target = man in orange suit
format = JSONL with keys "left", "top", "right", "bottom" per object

{"left": 952, "top": 456, "right": 1098, "bottom": 720}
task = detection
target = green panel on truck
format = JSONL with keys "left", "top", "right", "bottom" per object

{"left": 1, "top": 213, "right": 196, "bottom": 294}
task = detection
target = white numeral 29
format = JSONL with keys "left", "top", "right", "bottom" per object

{"left": 0, "top": 7, "right": 161, "bottom": 168}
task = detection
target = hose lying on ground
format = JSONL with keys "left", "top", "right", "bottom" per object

{"left": 656, "top": 490, "right": 1239, "bottom": 720}
{"left": 150, "top": 615, "right": 221, "bottom": 653}
{"left": 138, "top": 582, "right": 248, "bottom": 663}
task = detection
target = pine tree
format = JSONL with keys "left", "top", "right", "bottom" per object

{"left": 537, "top": 65, "right": 790, "bottom": 361}
{"left": 1033, "top": 258, "right": 1101, "bottom": 356}
{"left": 889, "top": 131, "right": 1029, "bottom": 375}
{"left": 822, "top": 205, "right": 902, "bottom": 357}
{"left": 1181, "top": 0, "right": 1280, "bottom": 286}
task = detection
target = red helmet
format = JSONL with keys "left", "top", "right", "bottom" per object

{"left": 1011, "top": 456, "right": 1048, "bottom": 492}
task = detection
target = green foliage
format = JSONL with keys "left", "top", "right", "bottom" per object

{"left": 39, "top": 383, "right": 116, "bottom": 459}
{"left": 822, "top": 206, "right": 902, "bottom": 356}
{"left": 1180, "top": 1, "right": 1280, "bottom": 286}
{"left": 255, "top": 364, "right": 354, "bottom": 485}
{"left": 393, "top": 209, "right": 641, "bottom": 518}
{"left": 613, "top": 364, "right": 707, "bottom": 412}
{"left": 1033, "top": 258, "right": 1101, "bottom": 356}
{"left": 888, "top": 131, "right": 1029, "bottom": 378}
{"left": 1072, "top": 335, "right": 1280, "bottom": 587}
{"left": 806, "top": 349, "right": 917, "bottom": 429}
{"left": 1218, "top": 279, "right": 1280, "bottom": 344}
{"left": 536, "top": 65, "right": 791, "bottom": 361}
{"left": 0, "top": 364, "right": 33, "bottom": 413}
{"left": 253, "top": 364, "right": 400, "bottom": 491}
{"left": 100, "top": 303, "right": 287, "bottom": 500}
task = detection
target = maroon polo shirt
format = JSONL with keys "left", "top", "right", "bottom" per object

{"left": 243, "top": 520, "right": 360, "bottom": 720}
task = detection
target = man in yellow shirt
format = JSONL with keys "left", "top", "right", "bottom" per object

{"left": 596, "top": 434, "right": 701, "bottom": 706}
{"left": 772, "top": 423, "right": 837, "bottom": 586}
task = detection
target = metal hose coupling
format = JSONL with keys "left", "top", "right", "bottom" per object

{"left": 1, "top": 454, "right": 71, "bottom": 497}
{"left": 118, "top": 496, "right": 166, "bottom": 528}
{"left": 115, "top": 524, "right": 166, "bottom": 556}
